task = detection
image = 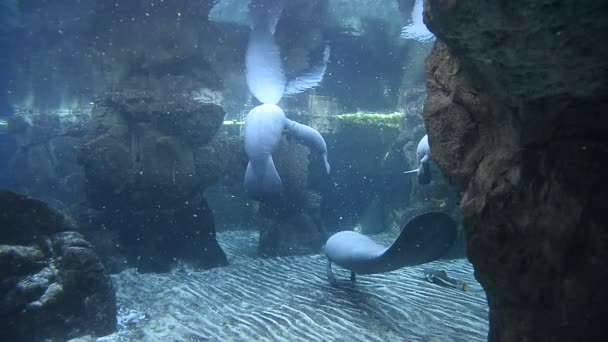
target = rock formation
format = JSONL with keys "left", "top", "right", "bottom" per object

{"left": 423, "top": 0, "right": 607, "bottom": 340}
{"left": 78, "top": 92, "right": 236, "bottom": 273}
{"left": 5, "top": 109, "right": 90, "bottom": 207}
{"left": 0, "top": 189, "right": 116, "bottom": 341}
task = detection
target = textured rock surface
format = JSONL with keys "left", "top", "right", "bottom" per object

{"left": 6, "top": 109, "right": 90, "bottom": 206}
{"left": 78, "top": 93, "right": 234, "bottom": 272}
{"left": 0, "top": 189, "right": 116, "bottom": 341}
{"left": 424, "top": 0, "right": 608, "bottom": 340}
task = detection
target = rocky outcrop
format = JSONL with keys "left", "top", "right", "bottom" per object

{"left": 423, "top": 0, "right": 608, "bottom": 340}
{"left": 78, "top": 93, "right": 236, "bottom": 272}
{"left": 0, "top": 189, "right": 116, "bottom": 341}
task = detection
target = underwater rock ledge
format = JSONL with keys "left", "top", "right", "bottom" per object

{"left": 78, "top": 92, "right": 231, "bottom": 273}
{"left": 423, "top": 0, "right": 608, "bottom": 341}
{"left": 0, "top": 189, "right": 116, "bottom": 341}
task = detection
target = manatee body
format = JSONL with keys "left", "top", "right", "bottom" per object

{"left": 404, "top": 134, "right": 432, "bottom": 184}
{"left": 243, "top": 104, "right": 330, "bottom": 198}
{"left": 243, "top": 0, "right": 331, "bottom": 198}
{"left": 324, "top": 212, "right": 457, "bottom": 284}
{"left": 245, "top": 17, "right": 284, "bottom": 105}
{"left": 244, "top": 104, "right": 286, "bottom": 198}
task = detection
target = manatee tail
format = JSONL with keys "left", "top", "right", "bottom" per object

{"left": 246, "top": 0, "right": 285, "bottom": 105}
{"left": 378, "top": 212, "right": 457, "bottom": 268}
{"left": 284, "top": 44, "right": 331, "bottom": 96}
{"left": 244, "top": 157, "right": 283, "bottom": 198}
{"left": 400, "top": 0, "right": 435, "bottom": 42}
{"left": 284, "top": 118, "right": 330, "bottom": 174}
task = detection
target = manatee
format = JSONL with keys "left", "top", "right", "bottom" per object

{"left": 243, "top": 0, "right": 331, "bottom": 198}
{"left": 324, "top": 211, "right": 457, "bottom": 285}
{"left": 400, "top": 0, "right": 435, "bottom": 42}
{"left": 243, "top": 104, "right": 286, "bottom": 198}
{"left": 404, "top": 134, "right": 432, "bottom": 184}
{"left": 285, "top": 118, "right": 330, "bottom": 174}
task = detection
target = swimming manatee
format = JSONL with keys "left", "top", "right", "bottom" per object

{"left": 243, "top": 104, "right": 286, "bottom": 198}
{"left": 404, "top": 134, "right": 432, "bottom": 184}
{"left": 324, "top": 212, "right": 457, "bottom": 285}
{"left": 243, "top": 104, "right": 331, "bottom": 198}
{"left": 243, "top": 0, "right": 331, "bottom": 198}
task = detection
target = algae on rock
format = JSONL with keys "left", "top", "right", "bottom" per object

{"left": 337, "top": 112, "right": 404, "bottom": 128}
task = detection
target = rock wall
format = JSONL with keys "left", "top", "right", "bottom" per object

{"left": 0, "top": 189, "right": 116, "bottom": 341}
{"left": 6, "top": 110, "right": 90, "bottom": 207}
{"left": 423, "top": 0, "right": 608, "bottom": 340}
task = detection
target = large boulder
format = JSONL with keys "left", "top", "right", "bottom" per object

{"left": 79, "top": 94, "right": 227, "bottom": 209}
{"left": 423, "top": 0, "right": 608, "bottom": 340}
{"left": 78, "top": 93, "right": 235, "bottom": 273}
{"left": 0, "top": 189, "right": 116, "bottom": 341}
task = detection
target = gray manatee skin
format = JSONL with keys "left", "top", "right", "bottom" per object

{"left": 325, "top": 231, "right": 386, "bottom": 274}
{"left": 244, "top": 104, "right": 330, "bottom": 198}
{"left": 243, "top": 1, "right": 331, "bottom": 199}
{"left": 244, "top": 104, "right": 286, "bottom": 198}
{"left": 245, "top": 0, "right": 284, "bottom": 105}
{"left": 243, "top": 104, "right": 331, "bottom": 198}
{"left": 284, "top": 118, "right": 330, "bottom": 174}
{"left": 324, "top": 212, "right": 457, "bottom": 280}
{"left": 405, "top": 134, "right": 432, "bottom": 184}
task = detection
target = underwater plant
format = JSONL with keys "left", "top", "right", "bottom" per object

{"left": 337, "top": 112, "right": 404, "bottom": 128}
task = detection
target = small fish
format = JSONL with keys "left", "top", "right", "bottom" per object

{"left": 423, "top": 269, "right": 469, "bottom": 291}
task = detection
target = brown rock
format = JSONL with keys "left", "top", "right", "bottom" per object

{"left": 423, "top": 0, "right": 608, "bottom": 340}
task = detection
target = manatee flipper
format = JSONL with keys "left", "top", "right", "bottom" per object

{"left": 324, "top": 212, "right": 457, "bottom": 281}
{"left": 244, "top": 157, "right": 282, "bottom": 198}
{"left": 284, "top": 118, "right": 330, "bottom": 174}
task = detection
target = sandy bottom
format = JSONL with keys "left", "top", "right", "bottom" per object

{"left": 98, "top": 230, "right": 488, "bottom": 342}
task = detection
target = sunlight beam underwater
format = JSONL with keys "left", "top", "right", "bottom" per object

{"left": 243, "top": 0, "right": 331, "bottom": 199}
